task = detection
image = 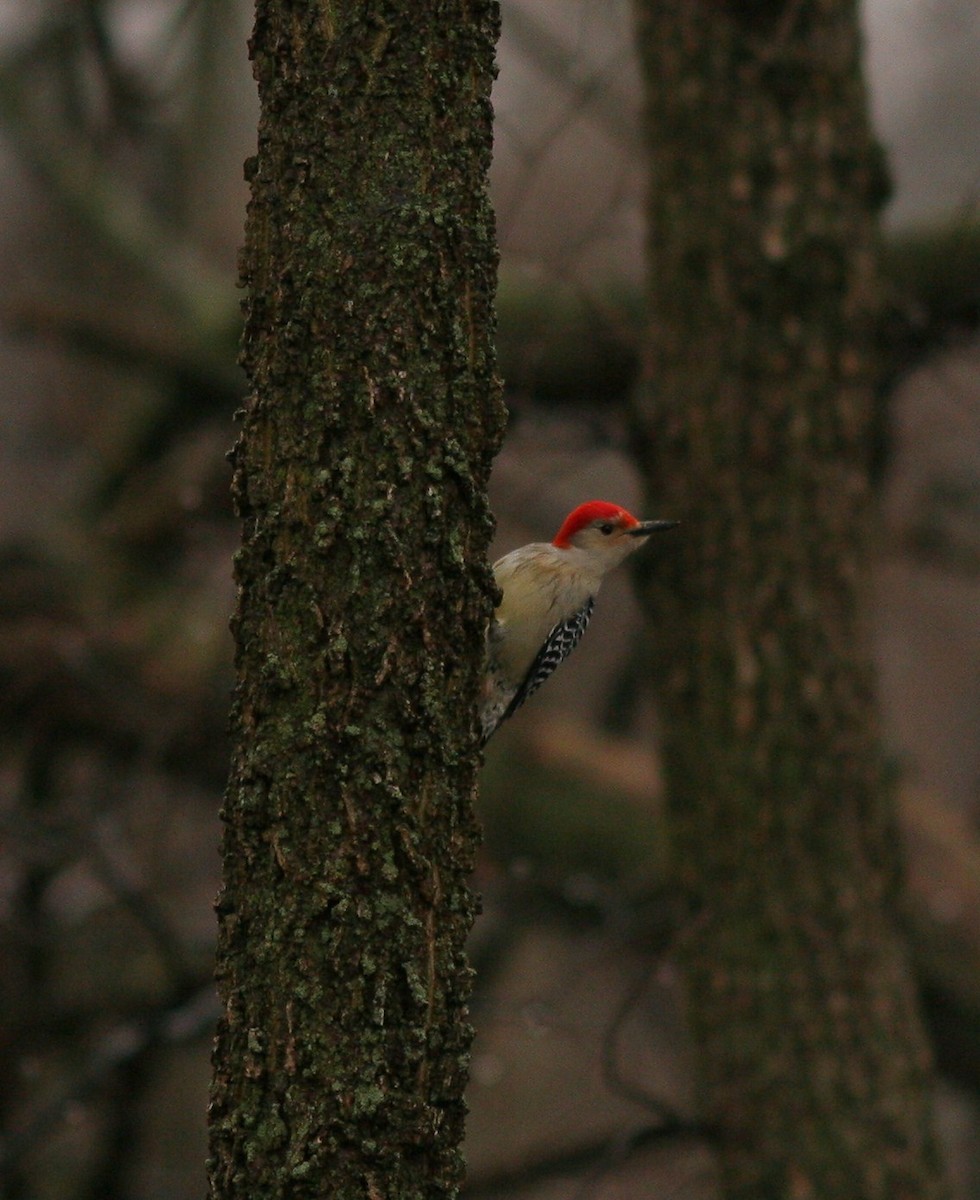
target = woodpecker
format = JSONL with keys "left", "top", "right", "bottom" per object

{"left": 481, "top": 500, "right": 678, "bottom": 743}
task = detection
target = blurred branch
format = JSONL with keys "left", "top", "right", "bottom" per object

{"left": 601, "top": 960, "right": 687, "bottom": 1122}
{"left": 497, "top": 212, "right": 980, "bottom": 413}
{"left": 0, "top": 59, "right": 234, "bottom": 343}
{"left": 80, "top": 0, "right": 148, "bottom": 133}
{"left": 463, "top": 1121, "right": 709, "bottom": 1199}
{"left": 882, "top": 215, "right": 980, "bottom": 340}
{"left": 78, "top": 1054, "right": 154, "bottom": 1200}
{"left": 88, "top": 819, "right": 200, "bottom": 989}
{"left": 503, "top": 4, "right": 638, "bottom": 146}
{"left": 902, "top": 788, "right": 980, "bottom": 1091}
{"left": 0, "top": 544, "right": 229, "bottom": 786}
{"left": 522, "top": 720, "right": 980, "bottom": 1098}
{"left": 1, "top": 292, "right": 240, "bottom": 398}
{"left": 0, "top": 983, "right": 217, "bottom": 1181}
{"left": 2, "top": 291, "right": 240, "bottom": 517}
{"left": 902, "top": 471, "right": 980, "bottom": 577}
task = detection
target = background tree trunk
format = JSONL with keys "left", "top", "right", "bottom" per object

{"left": 207, "top": 5, "right": 504, "bottom": 1199}
{"left": 630, "top": 2, "right": 948, "bottom": 1197}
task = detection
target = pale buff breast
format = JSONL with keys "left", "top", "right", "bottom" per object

{"left": 489, "top": 543, "right": 602, "bottom": 682}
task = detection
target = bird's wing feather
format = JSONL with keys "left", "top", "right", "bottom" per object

{"left": 502, "top": 596, "right": 595, "bottom": 722}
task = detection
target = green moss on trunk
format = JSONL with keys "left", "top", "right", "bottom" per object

{"left": 630, "top": 2, "right": 947, "bottom": 1197}
{"left": 206, "top": 5, "right": 504, "bottom": 1199}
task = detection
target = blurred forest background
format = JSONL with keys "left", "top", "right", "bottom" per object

{"left": 1, "top": 1, "right": 979, "bottom": 1198}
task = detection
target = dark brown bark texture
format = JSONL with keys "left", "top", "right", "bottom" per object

{"left": 630, "top": 3, "right": 947, "bottom": 1198}
{"left": 207, "top": 4, "right": 504, "bottom": 1199}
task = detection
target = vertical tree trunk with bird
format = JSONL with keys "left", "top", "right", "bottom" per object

{"left": 207, "top": 5, "right": 504, "bottom": 1198}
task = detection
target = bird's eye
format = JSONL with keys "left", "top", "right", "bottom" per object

{"left": 599, "top": 523, "right": 614, "bottom": 535}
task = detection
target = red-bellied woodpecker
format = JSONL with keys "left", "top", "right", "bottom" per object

{"left": 480, "top": 500, "right": 679, "bottom": 743}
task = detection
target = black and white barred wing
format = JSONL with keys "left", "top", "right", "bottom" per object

{"left": 503, "top": 596, "right": 595, "bottom": 723}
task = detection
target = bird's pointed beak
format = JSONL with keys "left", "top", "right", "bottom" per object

{"left": 627, "top": 519, "right": 680, "bottom": 537}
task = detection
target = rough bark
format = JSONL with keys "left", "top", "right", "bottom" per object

{"left": 206, "top": 5, "right": 504, "bottom": 1199}
{"left": 630, "top": 3, "right": 948, "bottom": 1198}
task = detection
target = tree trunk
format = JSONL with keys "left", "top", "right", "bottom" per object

{"left": 630, "top": 3, "right": 948, "bottom": 1197}
{"left": 207, "top": 5, "right": 504, "bottom": 1199}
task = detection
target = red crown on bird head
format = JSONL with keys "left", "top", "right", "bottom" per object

{"left": 552, "top": 501, "right": 639, "bottom": 548}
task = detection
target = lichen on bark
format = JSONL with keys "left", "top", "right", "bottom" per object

{"left": 207, "top": 5, "right": 505, "bottom": 1199}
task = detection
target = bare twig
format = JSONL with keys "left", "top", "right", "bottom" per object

{"left": 600, "top": 959, "right": 687, "bottom": 1122}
